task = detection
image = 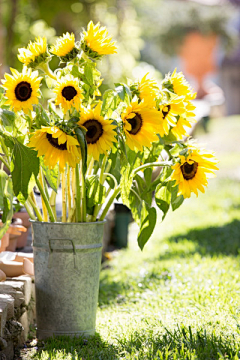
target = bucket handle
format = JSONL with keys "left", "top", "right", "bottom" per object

{"left": 48, "top": 238, "right": 78, "bottom": 270}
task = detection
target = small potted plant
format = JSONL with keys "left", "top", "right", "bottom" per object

{"left": 0, "top": 21, "right": 218, "bottom": 339}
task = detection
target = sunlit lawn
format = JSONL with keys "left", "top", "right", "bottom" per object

{"left": 25, "top": 116, "right": 240, "bottom": 359}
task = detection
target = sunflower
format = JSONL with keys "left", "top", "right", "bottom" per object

{"left": 54, "top": 75, "right": 83, "bottom": 113}
{"left": 18, "top": 37, "right": 48, "bottom": 68}
{"left": 81, "top": 21, "right": 117, "bottom": 58}
{"left": 158, "top": 95, "right": 186, "bottom": 137}
{"left": 121, "top": 100, "right": 162, "bottom": 151}
{"left": 163, "top": 69, "right": 196, "bottom": 101}
{"left": 138, "top": 73, "right": 159, "bottom": 106}
{"left": 78, "top": 103, "right": 116, "bottom": 160}
{"left": 28, "top": 126, "right": 81, "bottom": 172}
{"left": 1, "top": 67, "right": 42, "bottom": 113}
{"left": 171, "top": 144, "right": 219, "bottom": 198}
{"left": 50, "top": 33, "right": 79, "bottom": 61}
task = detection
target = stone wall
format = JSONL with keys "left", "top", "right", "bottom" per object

{"left": 0, "top": 276, "right": 35, "bottom": 360}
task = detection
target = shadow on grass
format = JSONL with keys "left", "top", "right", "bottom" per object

{"left": 99, "top": 271, "right": 131, "bottom": 306}
{"left": 167, "top": 219, "right": 240, "bottom": 257}
{"left": 98, "top": 220, "right": 240, "bottom": 306}
{"left": 116, "top": 325, "right": 240, "bottom": 360}
{"left": 30, "top": 332, "right": 119, "bottom": 360}
{"left": 31, "top": 326, "right": 240, "bottom": 360}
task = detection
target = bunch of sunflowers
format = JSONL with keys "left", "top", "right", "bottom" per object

{"left": 0, "top": 21, "right": 218, "bottom": 249}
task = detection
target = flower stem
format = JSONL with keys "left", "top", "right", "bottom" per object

{"left": 28, "top": 195, "right": 43, "bottom": 221}
{"left": 99, "top": 185, "right": 120, "bottom": 221}
{"left": 38, "top": 63, "right": 57, "bottom": 80}
{"left": 62, "top": 171, "right": 67, "bottom": 222}
{"left": 81, "top": 166, "right": 86, "bottom": 222}
{"left": 24, "top": 200, "right": 37, "bottom": 221}
{"left": 91, "top": 156, "right": 108, "bottom": 220}
{"left": 67, "top": 166, "right": 72, "bottom": 222}
{"left": 49, "top": 172, "right": 60, "bottom": 220}
{"left": 43, "top": 174, "right": 50, "bottom": 200}
{"left": 87, "top": 156, "right": 94, "bottom": 176}
{"left": 38, "top": 170, "right": 48, "bottom": 221}
{"left": 68, "top": 167, "right": 76, "bottom": 222}
{"left": 133, "top": 161, "right": 173, "bottom": 174}
{"left": 0, "top": 155, "right": 9, "bottom": 170}
{"left": 75, "top": 164, "right": 81, "bottom": 222}
{"left": 100, "top": 156, "right": 107, "bottom": 184}
{"left": 36, "top": 175, "right": 56, "bottom": 222}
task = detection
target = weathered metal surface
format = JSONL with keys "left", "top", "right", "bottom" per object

{"left": 31, "top": 221, "right": 104, "bottom": 339}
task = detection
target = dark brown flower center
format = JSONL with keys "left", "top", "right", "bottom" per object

{"left": 62, "top": 86, "right": 77, "bottom": 101}
{"left": 46, "top": 133, "right": 67, "bottom": 150}
{"left": 83, "top": 119, "right": 103, "bottom": 144}
{"left": 181, "top": 161, "right": 198, "bottom": 180}
{"left": 127, "top": 113, "right": 142, "bottom": 135}
{"left": 162, "top": 105, "right": 170, "bottom": 119}
{"left": 15, "top": 81, "right": 32, "bottom": 102}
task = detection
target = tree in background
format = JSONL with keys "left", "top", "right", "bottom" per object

{"left": 0, "top": 0, "right": 143, "bottom": 85}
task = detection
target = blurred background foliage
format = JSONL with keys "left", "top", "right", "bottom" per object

{"left": 0, "top": 0, "right": 146, "bottom": 87}
{"left": 137, "top": 0, "right": 237, "bottom": 75}
{"left": 0, "top": 0, "right": 237, "bottom": 86}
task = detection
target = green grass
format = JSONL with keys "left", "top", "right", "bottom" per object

{"left": 23, "top": 116, "right": 240, "bottom": 359}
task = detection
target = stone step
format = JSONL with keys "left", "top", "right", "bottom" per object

{"left": 11, "top": 276, "right": 33, "bottom": 306}
{"left": 0, "top": 283, "right": 25, "bottom": 308}
{"left": 0, "top": 295, "right": 14, "bottom": 319}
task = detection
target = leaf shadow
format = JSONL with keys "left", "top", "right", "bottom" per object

{"left": 99, "top": 271, "right": 131, "bottom": 306}
{"left": 166, "top": 219, "right": 240, "bottom": 257}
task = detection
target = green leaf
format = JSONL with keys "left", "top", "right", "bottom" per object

{"left": 48, "top": 102, "right": 61, "bottom": 121}
{"left": 0, "top": 108, "right": 16, "bottom": 128}
{"left": 171, "top": 193, "right": 184, "bottom": 211}
{"left": 75, "top": 126, "right": 87, "bottom": 175}
{"left": 138, "top": 202, "right": 157, "bottom": 250}
{"left": 170, "top": 182, "right": 184, "bottom": 211}
{"left": 120, "top": 163, "right": 134, "bottom": 206}
{"left": 160, "top": 166, "right": 173, "bottom": 182}
{"left": 86, "top": 175, "right": 105, "bottom": 215}
{"left": 169, "top": 142, "right": 185, "bottom": 156}
{"left": 71, "top": 65, "right": 82, "bottom": 79}
{"left": 0, "top": 170, "right": 8, "bottom": 209}
{"left": 162, "top": 131, "right": 178, "bottom": 143}
{"left": 128, "top": 189, "right": 142, "bottom": 225}
{"left": 155, "top": 184, "right": 171, "bottom": 220}
{"left": 0, "top": 129, "right": 14, "bottom": 149}
{"left": 41, "top": 160, "right": 59, "bottom": 193}
{"left": 115, "top": 85, "right": 125, "bottom": 101}
{"left": 135, "top": 174, "right": 152, "bottom": 206}
{"left": 84, "top": 63, "right": 94, "bottom": 86}
{"left": 144, "top": 168, "right": 153, "bottom": 186}
{"left": 0, "top": 172, "right": 14, "bottom": 238}
{"left": 115, "top": 83, "right": 132, "bottom": 103}
{"left": 101, "top": 89, "right": 120, "bottom": 116}
{"left": 106, "top": 148, "right": 121, "bottom": 189}
{"left": 11, "top": 140, "right": 40, "bottom": 201}
{"left": 35, "top": 105, "right": 50, "bottom": 126}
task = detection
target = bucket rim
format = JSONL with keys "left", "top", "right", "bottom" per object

{"left": 30, "top": 219, "right": 106, "bottom": 225}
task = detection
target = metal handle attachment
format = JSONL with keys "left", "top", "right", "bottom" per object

{"left": 48, "top": 238, "right": 77, "bottom": 270}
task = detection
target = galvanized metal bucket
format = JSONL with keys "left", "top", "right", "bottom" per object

{"left": 31, "top": 220, "right": 105, "bottom": 340}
